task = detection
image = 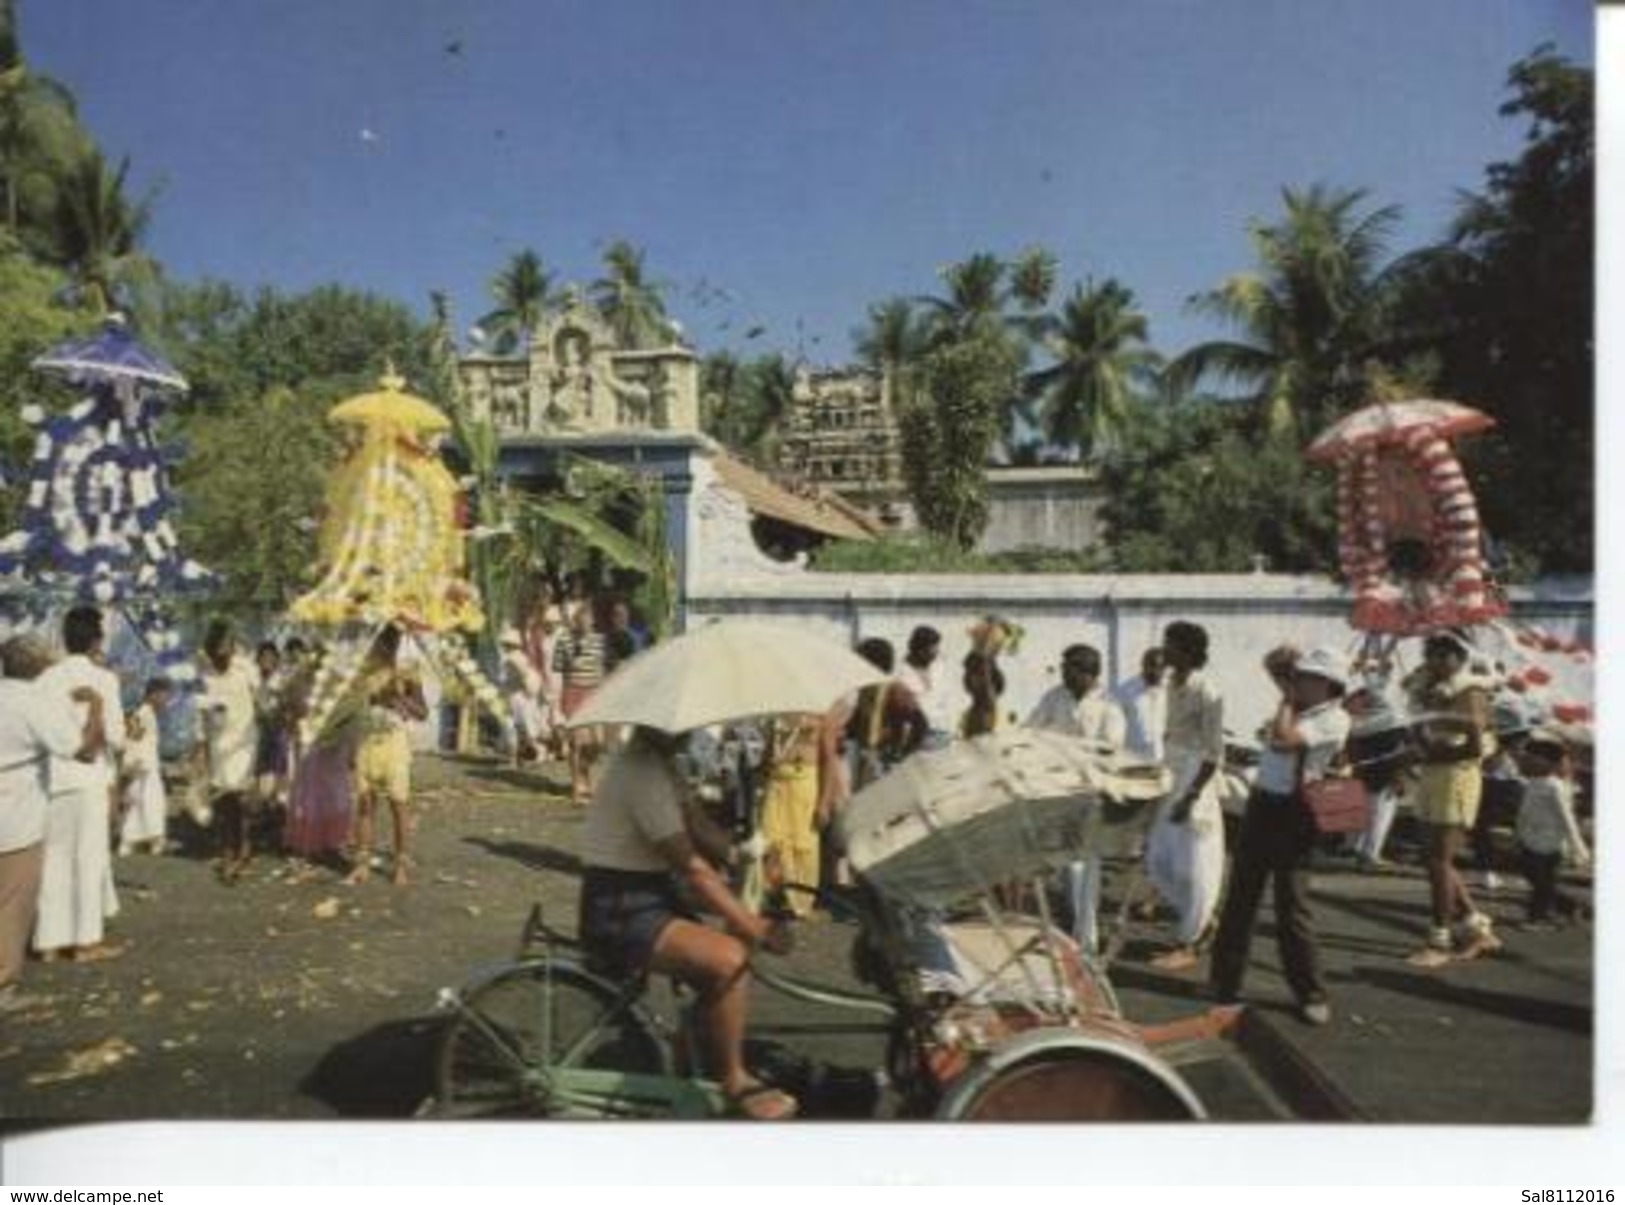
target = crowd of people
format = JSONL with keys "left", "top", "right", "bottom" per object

{"left": 569, "top": 611, "right": 1592, "bottom": 1120}
{"left": 0, "top": 603, "right": 440, "bottom": 1013}
{"left": 0, "top": 597, "right": 1593, "bottom": 1123}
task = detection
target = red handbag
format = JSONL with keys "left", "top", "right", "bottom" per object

{"left": 1302, "top": 774, "right": 1372, "bottom": 834}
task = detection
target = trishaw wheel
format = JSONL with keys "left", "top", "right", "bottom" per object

{"left": 436, "top": 962, "right": 668, "bottom": 1117}
{"left": 947, "top": 1048, "right": 1203, "bottom": 1122}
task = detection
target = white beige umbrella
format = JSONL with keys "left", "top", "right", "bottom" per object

{"left": 566, "top": 619, "right": 887, "bottom": 733}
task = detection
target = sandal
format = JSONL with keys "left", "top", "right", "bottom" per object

{"left": 1149, "top": 946, "right": 1199, "bottom": 972}
{"left": 725, "top": 1082, "right": 799, "bottom": 1121}
{"left": 1405, "top": 945, "right": 1455, "bottom": 968}
{"left": 69, "top": 942, "right": 128, "bottom": 963}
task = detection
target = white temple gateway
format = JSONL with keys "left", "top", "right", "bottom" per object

{"left": 456, "top": 296, "right": 880, "bottom": 621}
{"left": 458, "top": 296, "right": 700, "bottom": 436}
{"left": 451, "top": 295, "right": 1591, "bottom": 730}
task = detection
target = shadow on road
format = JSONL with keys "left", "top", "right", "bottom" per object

{"left": 1351, "top": 966, "right": 1592, "bottom": 1035}
{"left": 462, "top": 763, "right": 568, "bottom": 794}
{"left": 463, "top": 836, "right": 583, "bottom": 878}
{"left": 301, "top": 1015, "right": 445, "bottom": 1117}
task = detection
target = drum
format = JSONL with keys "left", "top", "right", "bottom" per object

{"left": 935, "top": 1026, "right": 1206, "bottom": 1121}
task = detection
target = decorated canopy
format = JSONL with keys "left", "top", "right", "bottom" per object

{"left": 1310, "top": 398, "right": 1505, "bottom": 635}
{"left": 31, "top": 322, "right": 191, "bottom": 392}
{"left": 0, "top": 319, "right": 210, "bottom": 687}
{"left": 288, "top": 370, "right": 505, "bottom": 741}
{"left": 291, "top": 370, "right": 482, "bottom": 633}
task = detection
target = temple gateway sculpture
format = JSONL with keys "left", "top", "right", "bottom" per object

{"left": 458, "top": 296, "right": 699, "bottom": 436}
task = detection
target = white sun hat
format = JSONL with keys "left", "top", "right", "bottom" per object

{"left": 1293, "top": 646, "right": 1350, "bottom": 690}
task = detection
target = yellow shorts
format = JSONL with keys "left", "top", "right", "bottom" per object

{"left": 1414, "top": 761, "right": 1482, "bottom": 829}
{"left": 355, "top": 729, "right": 412, "bottom": 803}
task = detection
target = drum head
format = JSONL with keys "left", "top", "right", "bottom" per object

{"left": 941, "top": 1037, "right": 1204, "bottom": 1122}
{"left": 953, "top": 1049, "right": 1200, "bottom": 1121}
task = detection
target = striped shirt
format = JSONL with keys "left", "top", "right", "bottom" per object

{"left": 553, "top": 632, "right": 607, "bottom": 689}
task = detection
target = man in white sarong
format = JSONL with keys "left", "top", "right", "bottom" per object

{"left": 197, "top": 621, "right": 262, "bottom": 882}
{"left": 35, "top": 607, "right": 127, "bottom": 962}
{"left": 1143, "top": 621, "right": 1227, "bottom": 971}
{"left": 1025, "top": 643, "right": 1125, "bottom": 957}
{"left": 1, "top": 635, "right": 105, "bottom": 1004}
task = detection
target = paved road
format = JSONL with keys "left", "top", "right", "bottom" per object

{"left": 0, "top": 753, "right": 1594, "bottom": 1127}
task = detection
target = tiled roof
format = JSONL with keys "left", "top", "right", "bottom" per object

{"left": 710, "top": 451, "right": 883, "bottom": 541}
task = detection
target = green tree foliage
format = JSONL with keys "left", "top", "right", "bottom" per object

{"left": 1391, "top": 47, "right": 1593, "bottom": 573}
{"left": 156, "top": 281, "right": 439, "bottom": 412}
{"left": 854, "top": 297, "right": 929, "bottom": 381}
{"left": 0, "top": 0, "right": 93, "bottom": 253}
{"left": 591, "top": 239, "right": 673, "bottom": 349}
{"left": 698, "top": 350, "right": 743, "bottom": 439}
{"left": 698, "top": 351, "right": 795, "bottom": 463}
{"left": 1169, "top": 184, "right": 1406, "bottom": 439}
{"left": 172, "top": 385, "right": 335, "bottom": 613}
{"left": 1027, "top": 278, "right": 1161, "bottom": 457}
{"left": 44, "top": 149, "right": 158, "bottom": 316}
{"left": 1096, "top": 401, "right": 1336, "bottom": 574}
{"left": 478, "top": 248, "right": 554, "bottom": 353}
{"left": 1008, "top": 246, "right": 1059, "bottom": 314}
{"left": 0, "top": 235, "right": 86, "bottom": 528}
{"left": 157, "top": 283, "right": 441, "bottom": 617}
{"left": 897, "top": 328, "right": 1021, "bottom": 550}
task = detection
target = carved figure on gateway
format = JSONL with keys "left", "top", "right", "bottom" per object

{"left": 550, "top": 328, "right": 596, "bottom": 428}
{"left": 457, "top": 298, "right": 701, "bottom": 436}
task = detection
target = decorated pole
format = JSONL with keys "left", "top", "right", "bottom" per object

{"left": 288, "top": 367, "right": 508, "bottom": 743}
{"left": 1308, "top": 397, "right": 1590, "bottom": 741}
{"left": 1306, "top": 398, "right": 1505, "bottom": 637}
{"left": 0, "top": 318, "right": 212, "bottom": 689}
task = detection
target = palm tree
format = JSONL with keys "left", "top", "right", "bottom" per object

{"left": 1026, "top": 278, "right": 1161, "bottom": 457}
{"left": 479, "top": 249, "right": 554, "bottom": 354}
{"left": 1008, "top": 246, "right": 1059, "bottom": 314}
{"left": 919, "top": 252, "right": 1007, "bottom": 346}
{"left": 46, "top": 149, "right": 156, "bottom": 315}
{"left": 699, "top": 349, "right": 744, "bottom": 442}
{"left": 1168, "top": 184, "right": 1405, "bottom": 437}
{"left": 742, "top": 353, "right": 797, "bottom": 462}
{"left": 0, "top": 1, "right": 90, "bottom": 246}
{"left": 590, "top": 239, "right": 671, "bottom": 349}
{"left": 853, "top": 296, "right": 929, "bottom": 402}
{"left": 423, "top": 289, "right": 462, "bottom": 405}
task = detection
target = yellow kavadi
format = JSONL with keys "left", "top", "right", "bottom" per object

{"left": 288, "top": 370, "right": 509, "bottom": 745}
{"left": 291, "top": 369, "right": 483, "bottom": 633}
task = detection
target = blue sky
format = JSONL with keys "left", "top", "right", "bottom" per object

{"left": 24, "top": 0, "right": 1594, "bottom": 364}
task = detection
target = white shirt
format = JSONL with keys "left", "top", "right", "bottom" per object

{"left": 502, "top": 648, "right": 542, "bottom": 698}
{"left": 124, "top": 701, "right": 161, "bottom": 779}
{"left": 1254, "top": 699, "right": 1352, "bottom": 796}
{"left": 1164, "top": 671, "right": 1226, "bottom": 768}
{"left": 38, "top": 654, "right": 126, "bottom": 795}
{"left": 197, "top": 655, "right": 261, "bottom": 792}
{"left": 895, "top": 660, "right": 953, "bottom": 738}
{"left": 0, "top": 678, "right": 87, "bottom": 851}
{"left": 1516, "top": 776, "right": 1588, "bottom": 858}
{"left": 581, "top": 743, "right": 687, "bottom": 873}
{"left": 1026, "top": 684, "right": 1126, "bottom": 748}
{"left": 1114, "top": 676, "right": 1167, "bottom": 762}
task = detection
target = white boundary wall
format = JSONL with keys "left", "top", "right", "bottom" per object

{"left": 680, "top": 456, "right": 1594, "bottom": 736}
{"left": 687, "top": 571, "right": 1593, "bottom": 738}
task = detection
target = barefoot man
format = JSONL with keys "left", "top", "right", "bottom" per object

{"left": 348, "top": 626, "right": 427, "bottom": 886}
